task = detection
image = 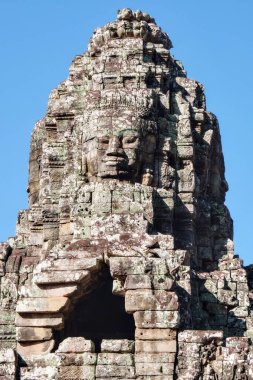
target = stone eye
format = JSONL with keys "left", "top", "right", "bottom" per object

{"left": 98, "top": 137, "right": 109, "bottom": 144}
{"left": 123, "top": 135, "right": 138, "bottom": 144}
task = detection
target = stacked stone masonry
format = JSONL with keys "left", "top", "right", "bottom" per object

{"left": 0, "top": 8, "right": 252, "bottom": 379}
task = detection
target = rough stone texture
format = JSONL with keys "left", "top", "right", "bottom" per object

{"left": 0, "top": 7, "right": 252, "bottom": 379}
{"left": 57, "top": 337, "right": 95, "bottom": 353}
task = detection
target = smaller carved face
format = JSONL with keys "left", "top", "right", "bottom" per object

{"left": 84, "top": 129, "right": 143, "bottom": 179}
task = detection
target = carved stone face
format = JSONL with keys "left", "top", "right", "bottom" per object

{"left": 83, "top": 106, "right": 157, "bottom": 182}
{"left": 84, "top": 128, "right": 144, "bottom": 179}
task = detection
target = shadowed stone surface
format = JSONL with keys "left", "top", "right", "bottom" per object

{"left": 0, "top": 7, "right": 253, "bottom": 379}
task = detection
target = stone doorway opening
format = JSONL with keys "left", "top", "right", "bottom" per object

{"left": 54, "top": 268, "right": 135, "bottom": 352}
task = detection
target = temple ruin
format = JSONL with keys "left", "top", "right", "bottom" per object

{"left": 0, "top": 8, "right": 253, "bottom": 379}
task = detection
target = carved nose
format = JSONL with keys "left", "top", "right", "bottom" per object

{"left": 106, "top": 136, "right": 124, "bottom": 157}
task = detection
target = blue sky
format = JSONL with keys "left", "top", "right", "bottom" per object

{"left": 0, "top": 0, "right": 252, "bottom": 264}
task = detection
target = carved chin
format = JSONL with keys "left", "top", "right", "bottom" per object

{"left": 99, "top": 168, "right": 130, "bottom": 178}
{"left": 98, "top": 161, "right": 131, "bottom": 178}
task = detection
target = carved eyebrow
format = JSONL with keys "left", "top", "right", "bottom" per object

{"left": 117, "top": 129, "right": 139, "bottom": 137}
{"left": 84, "top": 136, "right": 96, "bottom": 143}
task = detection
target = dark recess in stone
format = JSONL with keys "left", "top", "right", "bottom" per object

{"left": 55, "top": 271, "right": 135, "bottom": 352}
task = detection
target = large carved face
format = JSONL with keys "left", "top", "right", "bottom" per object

{"left": 83, "top": 109, "right": 156, "bottom": 182}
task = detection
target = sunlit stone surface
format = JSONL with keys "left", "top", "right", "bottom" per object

{"left": 0, "top": 8, "right": 253, "bottom": 379}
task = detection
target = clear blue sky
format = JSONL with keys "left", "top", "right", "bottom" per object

{"left": 0, "top": 0, "right": 252, "bottom": 264}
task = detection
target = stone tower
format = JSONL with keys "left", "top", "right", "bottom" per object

{"left": 0, "top": 8, "right": 253, "bottom": 379}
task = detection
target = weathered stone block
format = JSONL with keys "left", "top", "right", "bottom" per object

{"left": 178, "top": 330, "right": 223, "bottom": 343}
{"left": 135, "top": 339, "right": 177, "bottom": 353}
{"left": 109, "top": 257, "right": 170, "bottom": 276}
{"left": 17, "top": 339, "right": 55, "bottom": 356}
{"left": 101, "top": 340, "right": 134, "bottom": 353}
{"left": 20, "top": 366, "right": 59, "bottom": 379}
{"left": 134, "top": 311, "right": 180, "bottom": 328}
{"left": 57, "top": 353, "right": 97, "bottom": 366}
{"left": 0, "top": 349, "right": 16, "bottom": 363}
{"left": 16, "top": 327, "right": 52, "bottom": 342}
{"left": 97, "top": 353, "right": 134, "bottom": 366}
{"left": 0, "top": 363, "right": 16, "bottom": 376}
{"left": 0, "top": 311, "right": 15, "bottom": 326}
{"left": 40, "top": 258, "right": 101, "bottom": 272}
{"left": 58, "top": 365, "right": 95, "bottom": 380}
{"left": 177, "top": 342, "right": 200, "bottom": 359}
{"left": 15, "top": 313, "right": 64, "bottom": 328}
{"left": 124, "top": 275, "right": 152, "bottom": 290}
{"left": 24, "top": 353, "right": 60, "bottom": 367}
{"left": 19, "top": 284, "right": 77, "bottom": 298}
{"left": 135, "top": 352, "right": 176, "bottom": 363}
{"left": 135, "top": 328, "right": 177, "bottom": 341}
{"left": 34, "top": 270, "right": 90, "bottom": 284}
{"left": 16, "top": 297, "right": 69, "bottom": 313}
{"left": 57, "top": 337, "right": 95, "bottom": 353}
{"left": 136, "top": 362, "right": 174, "bottom": 376}
{"left": 152, "top": 275, "right": 174, "bottom": 290}
{"left": 125, "top": 289, "right": 178, "bottom": 312}
{"left": 95, "top": 364, "right": 135, "bottom": 378}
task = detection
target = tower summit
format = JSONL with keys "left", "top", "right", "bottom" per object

{"left": 0, "top": 8, "right": 252, "bottom": 379}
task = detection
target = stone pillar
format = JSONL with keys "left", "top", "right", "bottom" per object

{"left": 96, "top": 339, "right": 135, "bottom": 379}
{"left": 124, "top": 266, "right": 179, "bottom": 379}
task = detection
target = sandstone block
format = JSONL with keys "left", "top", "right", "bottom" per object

{"left": 217, "top": 289, "right": 238, "bottom": 306}
{"left": 58, "top": 365, "right": 95, "bottom": 380}
{"left": 34, "top": 270, "right": 90, "bottom": 284}
{"left": 136, "top": 362, "right": 174, "bottom": 376}
{"left": 95, "top": 364, "right": 135, "bottom": 378}
{"left": 178, "top": 330, "right": 223, "bottom": 343}
{"left": 0, "top": 325, "right": 15, "bottom": 342}
{"left": 230, "top": 269, "right": 248, "bottom": 282}
{"left": 15, "top": 313, "right": 64, "bottom": 328}
{"left": 219, "top": 258, "right": 242, "bottom": 271}
{"left": 109, "top": 257, "right": 170, "bottom": 276}
{"left": 17, "top": 339, "right": 55, "bottom": 356}
{"left": 0, "top": 375, "right": 16, "bottom": 380}
{"left": 57, "top": 337, "right": 95, "bottom": 353}
{"left": 19, "top": 284, "right": 78, "bottom": 298}
{"left": 17, "top": 327, "right": 52, "bottom": 342}
{"left": 101, "top": 339, "right": 134, "bottom": 353}
{"left": 230, "top": 306, "right": 248, "bottom": 317}
{"left": 109, "top": 257, "right": 147, "bottom": 276}
{"left": 40, "top": 258, "right": 101, "bottom": 272}
{"left": 97, "top": 353, "right": 134, "bottom": 366}
{"left": 0, "top": 349, "right": 16, "bottom": 363}
{"left": 24, "top": 353, "right": 60, "bottom": 367}
{"left": 226, "top": 336, "right": 249, "bottom": 348}
{"left": 0, "top": 311, "right": 15, "bottom": 325}
{"left": 20, "top": 366, "right": 58, "bottom": 379}
{"left": 16, "top": 297, "right": 69, "bottom": 313}
{"left": 135, "top": 328, "right": 177, "bottom": 341}
{"left": 57, "top": 353, "right": 97, "bottom": 366}
{"left": 0, "top": 363, "right": 16, "bottom": 376}
{"left": 177, "top": 342, "right": 201, "bottom": 359}
{"left": 124, "top": 275, "right": 152, "bottom": 289}
{"left": 134, "top": 310, "right": 180, "bottom": 328}
{"left": 125, "top": 289, "right": 178, "bottom": 312}
{"left": 135, "top": 339, "right": 177, "bottom": 353}
{"left": 135, "top": 352, "right": 176, "bottom": 363}
{"left": 152, "top": 275, "right": 174, "bottom": 290}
